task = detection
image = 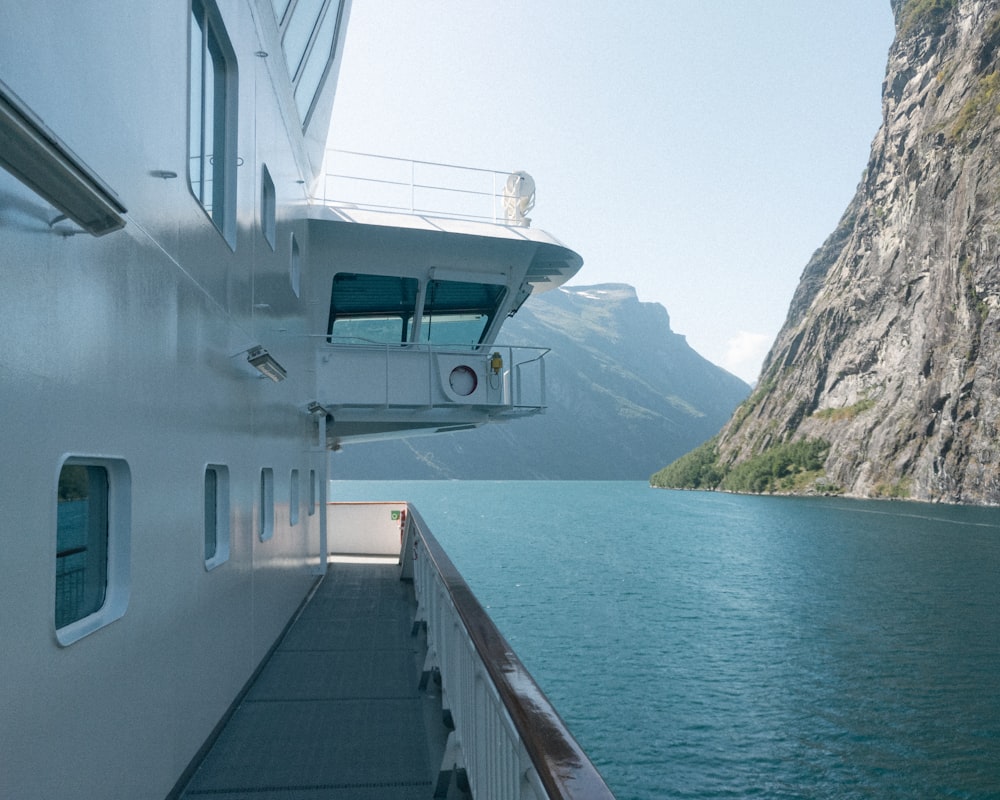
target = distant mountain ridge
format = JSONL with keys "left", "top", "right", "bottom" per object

{"left": 330, "top": 284, "right": 749, "bottom": 480}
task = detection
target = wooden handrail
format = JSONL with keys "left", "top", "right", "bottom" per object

{"left": 407, "top": 505, "right": 615, "bottom": 799}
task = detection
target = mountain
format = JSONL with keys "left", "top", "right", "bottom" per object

{"left": 330, "top": 284, "right": 749, "bottom": 480}
{"left": 654, "top": 0, "right": 1000, "bottom": 503}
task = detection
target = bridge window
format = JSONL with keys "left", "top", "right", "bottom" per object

{"left": 419, "top": 280, "right": 506, "bottom": 347}
{"left": 328, "top": 273, "right": 419, "bottom": 344}
{"left": 327, "top": 273, "right": 505, "bottom": 347}
{"left": 55, "top": 457, "right": 131, "bottom": 645}
{"left": 189, "top": 0, "right": 238, "bottom": 246}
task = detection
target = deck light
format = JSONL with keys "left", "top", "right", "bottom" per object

{"left": 0, "top": 79, "right": 127, "bottom": 236}
{"left": 247, "top": 346, "right": 287, "bottom": 382}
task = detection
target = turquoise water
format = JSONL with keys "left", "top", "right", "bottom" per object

{"left": 331, "top": 481, "right": 1000, "bottom": 799}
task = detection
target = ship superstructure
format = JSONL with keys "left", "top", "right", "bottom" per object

{"left": 0, "top": 1, "right": 597, "bottom": 797}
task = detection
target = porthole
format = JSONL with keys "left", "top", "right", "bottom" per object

{"left": 448, "top": 365, "right": 478, "bottom": 397}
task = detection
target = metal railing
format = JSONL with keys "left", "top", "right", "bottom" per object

{"left": 325, "top": 502, "right": 615, "bottom": 797}
{"left": 316, "top": 149, "right": 531, "bottom": 227}
{"left": 318, "top": 342, "right": 549, "bottom": 411}
{"left": 402, "top": 506, "right": 615, "bottom": 800}
{"left": 55, "top": 551, "right": 87, "bottom": 629}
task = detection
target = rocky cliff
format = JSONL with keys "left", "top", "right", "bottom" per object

{"left": 656, "top": 0, "right": 1000, "bottom": 503}
{"left": 330, "top": 284, "right": 749, "bottom": 480}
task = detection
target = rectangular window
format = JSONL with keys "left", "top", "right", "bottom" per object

{"left": 190, "top": 0, "right": 238, "bottom": 246}
{"left": 282, "top": 0, "right": 327, "bottom": 80}
{"left": 204, "top": 465, "right": 230, "bottom": 569}
{"left": 326, "top": 273, "right": 506, "bottom": 347}
{"left": 293, "top": 0, "right": 346, "bottom": 125}
{"left": 56, "top": 465, "right": 108, "bottom": 628}
{"left": 261, "top": 164, "right": 276, "bottom": 249}
{"left": 55, "top": 457, "right": 131, "bottom": 645}
{"left": 289, "top": 232, "right": 301, "bottom": 297}
{"left": 290, "top": 469, "right": 300, "bottom": 526}
{"left": 271, "top": 0, "right": 292, "bottom": 25}
{"left": 327, "top": 273, "right": 419, "bottom": 344}
{"left": 308, "top": 469, "right": 317, "bottom": 516}
{"left": 418, "top": 280, "right": 506, "bottom": 346}
{"left": 260, "top": 468, "right": 274, "bottom": 541}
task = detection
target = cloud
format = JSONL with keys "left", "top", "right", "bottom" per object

{"left": 720, "top": 331, "right": 772, "bottom": 384}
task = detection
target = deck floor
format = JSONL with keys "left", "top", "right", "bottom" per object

{"left": 180, "top": 562, "right": 449, "bottom": 799}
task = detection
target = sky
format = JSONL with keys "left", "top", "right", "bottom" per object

{"left": 326, "top": 2, "right": 897, "bottom": 383}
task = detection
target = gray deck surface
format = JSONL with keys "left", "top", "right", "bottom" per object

{"left": 181, "top": 562, "right": 448, "bottom": 799}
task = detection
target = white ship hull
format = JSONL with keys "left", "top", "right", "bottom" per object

{"left": 0, "top": 2, "right": 587, "bottom": 797}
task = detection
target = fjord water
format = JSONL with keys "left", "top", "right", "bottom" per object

{"left": 331, "top": 481, "right": 1000, "bottom": 799}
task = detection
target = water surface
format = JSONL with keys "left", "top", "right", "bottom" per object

{"left": 332, "top": 481, "right": 1000, "bottom": 799}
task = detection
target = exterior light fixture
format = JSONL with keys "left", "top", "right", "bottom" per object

{"left": 307, "top": 401, "right": 328, "bottom": 415}
{"left": 0, "top": 79, "right": 127, "bottom": 236}
{"left": 247, "top": 346, "right": 287, "bottom": 382}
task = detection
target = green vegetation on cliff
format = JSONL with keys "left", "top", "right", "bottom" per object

{"left": 651, "top": 437, "right": 832, "bottom": 495}
{"left": 649, "top": 438, "right": 722, "bottom": 489}
{"left": 896, "top": 0, "right": 957, "bottom": 35}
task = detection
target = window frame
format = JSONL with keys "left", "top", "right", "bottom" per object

{"left": 276, "top": 0, "right": 347, "bottom": 128}
{"left": 55, "top": 456, "right": 131, "bottom": 646}
{"left": 289, "top": 232, "right": 301, "bottom": 297}
{"left": 327, "top": 272, "right": 507, "bottom": 347}
{"left": 260, "top": 467, "right": 275, "bottom": 541}
{"left": 289, "top": 468, "right": 300, "bottom": 526}
{"left": 261, "top": 164, "right": 276, "bottom": 250}
{"left": 293, "top": 0, "right": 346, "bottom": 126}
{"left": 308, "top": 469, "right": 317, "bottom": 516}
{"left": 189, "top": 0, "right": 239, "bottom": 248}
{"left": 204, "top": 464, "right": 231, "bottom": 570}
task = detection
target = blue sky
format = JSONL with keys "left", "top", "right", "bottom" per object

{"left": 327, "top": 2, "right": 896, "bottom": 383}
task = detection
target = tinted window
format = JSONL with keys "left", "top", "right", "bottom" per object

{"left": 190, "top": 0, "right": 238, "bottom": 245}
{"left": 56, "top": 465, "right": 109, "bottom": 628}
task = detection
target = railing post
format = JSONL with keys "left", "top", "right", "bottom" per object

{"left": 539, "top": 356, "right": 546, "bottom": 407}
{"left": 492, "top": 171, "right": 499, "bottom": 224}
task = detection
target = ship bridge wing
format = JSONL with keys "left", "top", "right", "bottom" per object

{"left": 303, "top": 205, "right": 581, "bottom": 449}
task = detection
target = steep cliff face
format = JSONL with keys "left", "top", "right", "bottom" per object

{"left": 710, "top": 0, "right": 1000, "bottom": 503}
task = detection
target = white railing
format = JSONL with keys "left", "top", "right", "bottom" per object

{"left": 317, "top": 342, "right": 549, "bottom": 412}
{"left": 324, "top": 502, "right": 614, "bottom": 798}
{"left": 316, "top": 150, "right": 532, "bottom": 227}
{"left": 403, "top": 506, "right": 615, "bottom": 800}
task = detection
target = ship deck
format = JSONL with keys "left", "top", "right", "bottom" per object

{"left": 179, "top": 561, "right": 454, "bottom": 799}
